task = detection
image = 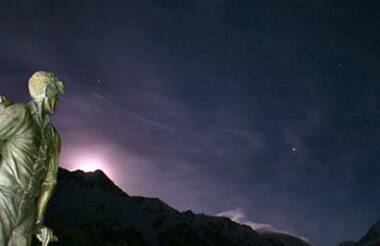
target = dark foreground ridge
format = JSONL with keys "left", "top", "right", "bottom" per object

{"left": 36, "top": 168, "right": 311, "bottom": 246}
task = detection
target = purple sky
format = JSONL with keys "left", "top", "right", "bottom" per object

{"left": 1, "top": 1, "right": 380, "bottom": 245}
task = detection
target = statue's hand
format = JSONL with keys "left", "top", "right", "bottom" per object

{"left": 34, "top": 223, "right": 58, "bottom": 246}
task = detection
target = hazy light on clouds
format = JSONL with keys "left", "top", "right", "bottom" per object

{"left": 217, "top": 208, "right": 310, "bottom": 243}
{"left": 217, "top": 208, "right": 273, "bottom": 231}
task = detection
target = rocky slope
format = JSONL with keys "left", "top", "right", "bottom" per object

{"left": 338, "top": 221, "right": 380, "bottom": 246}
{"left": 37, "top": 168, "right": 311, "bottom": 246}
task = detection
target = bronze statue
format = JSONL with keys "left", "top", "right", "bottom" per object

{"left": 0, "top": 71, "right": 64, "bottom": 246}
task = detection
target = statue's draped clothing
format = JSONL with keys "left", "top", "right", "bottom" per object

{"left": 0, "top": 103, "right": 60, "bottom": 246}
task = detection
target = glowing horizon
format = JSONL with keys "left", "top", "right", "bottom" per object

{"left": 75, "top": 155, "right": 105, "bottom": 172}
{"left": 62, "top": 150, "right": 116, "bottom": 181}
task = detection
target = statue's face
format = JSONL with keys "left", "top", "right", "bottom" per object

{"left": 43, "top": 94, "right": 59, "bottom": 115}
{"left": 40, "top": 80, "right": 62, "bottom": 115}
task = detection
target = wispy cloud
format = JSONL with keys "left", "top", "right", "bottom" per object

{"left": 90, "top": 91, "right": 115, "bottom": 106}
{"left": 217, "top": 208, "right": 273, "bottom": 231}
{"left": 217, "top": 208, "right": 310, "bottom": 243}
{"left": 127, "top": 111, "right": 177, "bottom": 132}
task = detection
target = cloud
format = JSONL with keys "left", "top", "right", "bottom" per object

{"left": 217, "top": 208, "right": 310, "bottom": 243}
{"left": 217, "top": 208, "right": 273, "bottom": 231}
{"left": 128, "top": 111, "right": 177, "bottom": 132}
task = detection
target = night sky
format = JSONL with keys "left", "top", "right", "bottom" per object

{"left": 1, "top": 1, "right": 380, "bottom": 245}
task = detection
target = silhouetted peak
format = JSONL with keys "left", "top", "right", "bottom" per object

{"left": 58, "top": 167, "right": 126, "bottom": 196}
{"left": 182, "top": 210, "right": 195, "bottom": 217}
{"left": 358, "top": 220, "right": 380, "bottom": 245}
{"left": 340, "top": 220, "right": 380, "bottom": 245}
{"left": 368, "top": 220, "right": 380, "bottom": 235}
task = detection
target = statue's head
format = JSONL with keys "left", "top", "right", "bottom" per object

{"left": 28, "top": 71, "right": 64, "bottom": 115}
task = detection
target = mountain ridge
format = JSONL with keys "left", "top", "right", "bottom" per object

{"left": 39, "top": 168, "right": 311, "bottom": 246}
{"left": 357, "top": 220, "right": 380, "bottom": 246}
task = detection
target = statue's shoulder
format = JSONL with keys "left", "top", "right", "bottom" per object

{"left": 0, "top": 95, "right": 12, "bottom": 108}
{"left": 0, "top": 104, "right": 29, "bottom": 135}
{"left": 1, "top": 103, "right": 28, "bottom": 117}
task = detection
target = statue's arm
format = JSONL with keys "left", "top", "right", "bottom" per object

{"left": 35, "top": 130, "right": 61, "bottom": 224}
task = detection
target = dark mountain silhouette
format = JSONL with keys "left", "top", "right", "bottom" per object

{"left": 339, "top": 221, "right": 380, "bottom": 246}
{"left": 34, "top": 168, "right": 311, "bottom": 246}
